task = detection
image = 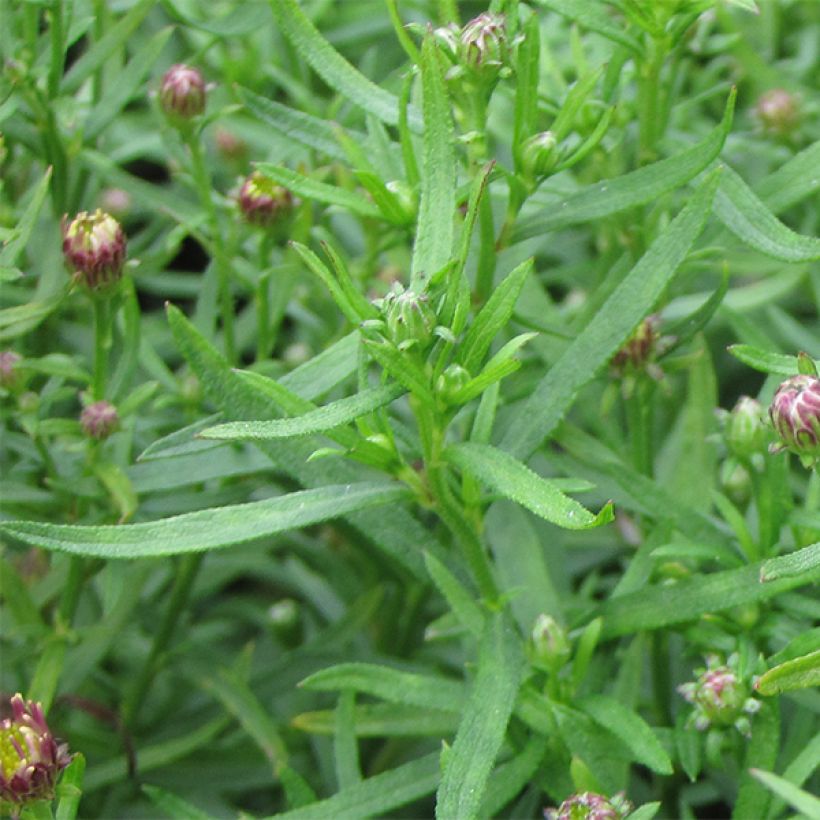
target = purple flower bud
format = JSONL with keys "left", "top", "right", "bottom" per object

{"left": 0, "top": 351, "right": 22, "bottom": 390}
{"left": 62, "top": 210, "right": 126, "bottom": 291}
{"left": 769, "top": 374, "right": 820, "bottom": 467}
{"left": 756, "top": 89, "right": 799, "bottom": 137}
{"left": 459, "top": 13, "right": 508, "bottom": 72}
{"left": 160, "top": 64, "right": 206, "bottom": 120}
{"left": 0, "top": 694, "right": 72, "bottom": 809}
{"left": 238, "top": 171, "right": 294, "bottom": 227}
{"left": 544, "top": 791, "right": 633, "bottom": 820}
{"left": 80, "top": 400, "right": 119, "bottom": 440}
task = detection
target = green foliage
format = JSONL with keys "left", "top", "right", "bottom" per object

{"left": 1, "top": 0, "right": 819, "bottom": 817}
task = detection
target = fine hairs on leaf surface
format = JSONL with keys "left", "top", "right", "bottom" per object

{"left": 3, "top": 2, "right": 820, "bottom": 818}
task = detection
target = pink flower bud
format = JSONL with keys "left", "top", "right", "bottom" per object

{"left": 544, "top": 791, "right": 633, "bottom": 820}
{"left": 756, "top": 89, "right": 799, "bottom": 137}
{"left": 62, "top": 210, "right": 126, "bottom": 291}
{"left": 80, "top": 400, "right": 119, "bottom": 440}
{"left": 238, "top": 171, "right": 294, "bottom": 227}
{"left": 769, "top": 374, "right": 820, "bottom": 467}
{"left": 0, "top": 351, "right": 22, "bottom": 390}
{"left": 160, "top": 64, "right": 206, "bottom": 120}
{"left": 459, "top": 13, "right": 508, "bottom": 72}
{"left": 0, "top": 694, "right": 72, "bottom": 809}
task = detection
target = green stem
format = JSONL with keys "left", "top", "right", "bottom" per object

{"left": 625, "top": 379, "right": 653, "bottom": 476}
{"left": 637, "top": 35, "right": 668, "bottom": 165}
{"left": 47, "top": 0, "right": 65, "bottom": 100}
{"left": 121, "top": 553, "right": 203, "bottom": 728}
{"left": 183, "top": 128, "right": 236, "bottom": 363}
{"left": 92, "top": 297, "right": 112, "bottom": 401}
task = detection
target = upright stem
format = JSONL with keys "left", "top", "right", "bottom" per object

{"left": 184, "top": 129, "right": 236, "bottom": 363}
{"left": 91, "top": 296, "right": 112, "bottom": 401}
{"left": 47, "top": 0, "right": 65, "bottom": 99}
{"left": 637, "top": 35, "right": 669, "bottom": 165}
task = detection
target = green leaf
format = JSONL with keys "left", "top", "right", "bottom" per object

{"left": 733, "top": 703, "right": 779, "bottom": 820}
{"left": 436, "top": 612, "right": 523, "bottom": 820}
{"left": 715, "top": 165, "right": 820, "bottom": 262}
{"left": 755, "top": 650, "right": 820, "bottom": 696}
{"left": 513, "top": 91, "right": 734, "bottom": 242}
{"left": 0, "top": 484, "right": 407, "bottom": 558}
{"left": 502, "top": 171, "right": 721, "bottom": 460}
{"left": 255, "top": 164, "right": 382, "bottom": 220}
{"left": 294, "top": 704, "right": 457, "bottom": 738}
{"left": 55, "top": 754, "right": 86, "bottom": 820}
{"left": 264, "top": 753, "right": 440, "bottom": 820}
{"left": 200, "top": 384, "right": 405, "bottom": 441}
{"left": 458, "top": 259, "right": 533, "bottom": 373}
{"left": 534, "top": 0, "right": 642, "bottom": 53}
{"left": 478, "top": 736, "right": 547, "bottom": 818}
{"left": 268, "top": 0, "right": 421, "bottom": 131}
{"left": 726, "top": 344, "right": 802, "bottom": 377}
{"left": 0, "top": 167, "right": 51, "bottom": 269}
{"left": 85, "top": 27, "right": 174, "bottom": 140}
{"left": 749, "top": 769, "right": 820, "bottom": 820}
{"left": 598, "top": 557, "right": 819, "bottom": 638}
{"left": 445, "top": 442, "right": 613, "bottom": 530}
{"left": 411, "top": 36, "right": 456, "bottom": 289}
{"left": 142, "top": 785, "right": 212, "bottom": 820}
{"left": 300, "top": 663, "right": 463, "bottom": 712}
{"left": 423, "top": 551, "right": 484, "bottom": 638}
{"left": 578, "top": 695, "right": 673, "bottom": 775}
{"left": 62, "top": 0, "right": 156, "bottom": 93}
{"left": 760, "top": 543, "right": 820, "bottom": 582}
{"left": 757, "top": 140, "right": 820, "bottom": 214}
{"left": 363, "top": 339, "right": 435, "bottom": 404}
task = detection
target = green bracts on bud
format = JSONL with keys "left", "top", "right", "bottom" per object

{"left": 531, "top": 613, "right": 571, "bottom": 672}
{"left": 378, "top": 284, "right": 437, "bottom": 351}
{"left": 722, "top": 396, "right": 768, "bottom": 460}
{"left": 521, "top": 131, "right": 558, "bottom": 179}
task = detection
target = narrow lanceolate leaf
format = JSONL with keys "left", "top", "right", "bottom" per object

{"left": 300, "top": 663, "right": 464, "bottom": 713}
{"left": 513, "top": 90, "right": 734, "bottom": 242}
{"left": 238, "top": 86, "right": 349, "bottom": 161}
{"left": 598, "top": 558, "right": 817, "bottom": 638}
{"left": 502, "top": 171, "right": 720, "bottom": 460}
{"left": 446, "top": 443, "right": 613, "bottom": 530}
{"left": 458, "top": 259, "right": 534, "bottom": 373}
{"left": 269, "top": 0, "right": 421, "bottom": 131}
{"left": 0, "top": 167, "right": 51, "bottom": 268}
{"left": 759, "top": 542, "right": 820, "bottom": 582}
{"left": 142, "top": 785, "right": 213, "bottom": 820}
{"left": 756, "top": 651, "right": 820, "bottom": 696}
{"left": 757, "top": 139, "right": 820, "bottom": 214}
{"left": 265, "top": 753, "right": 440, "bottom": 820}
{"left": 255, "top": 164, "right": 381, "bottom": 220}
{"left": 715, "top": 165, "right": 820, "bottom": 261}
{"left": 749, "top": 769, "right": 820, "bottom": 820}
{"left": 436, "top": 612, "right": 523, "bottom": 820}
{"left": 411, "top": 36, "right": 456, "bottom": 288}
{"left": 578, "top": 695, "right": 672, "bottom": 775}
{"left": 726, "top": 345, "right": 806, "bottom": 377}
{"left": 423, "top": 551, "right": 484, "bottom": 638}
{"left": 0, "top": 484, "right": 407, "bottom": 559}
{"left": 199, "top": 384, "right": 405, "bottom": 441}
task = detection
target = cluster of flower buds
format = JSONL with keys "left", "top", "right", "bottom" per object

{"left": 544, "top": 791, "right": 633, "bottom": 820}
{"left": 62, "top": 210, "right": 126, "bottom": 291}
{"left": 677, "top": 653, "right": 761, "bottom": 737}
{"left": 160, "top": 64, "right": 206, "bottom": 121}
{"left": 768, "top": 374, "right": 820, "bottom": 468}
{"left": 80, "top": 400, "right": 119, "bottom": 440}
{"left": 719, "top": 395, "right": 768, "bottom": 461}
{"left": 0, "top": 694, "right": 72, "bottom": 811}
{"left": 238, "top": 171, "right": 294, "bottom": 228}
{"left": 434, "top": 13, "right": 510, "bottom": 87}
{"left": 756, "top": 89, "right": 800, "bottom": 137}
{"left": 373, "top": 283, "right": 438, "bottom": 352}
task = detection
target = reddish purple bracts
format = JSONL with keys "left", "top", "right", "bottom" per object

{"left": 756, "top": 89, "right": 799, "bottom": 136}
{"left": 544, "top": 791, "right": 632, "bottom": 820}
{"left": 238, "top": 171, "right": 293, "bottom": 227}
{"left": 80, "top": 400, "right": 119, "bottom": 440}
{"left": 0, "top": 694, "right": 72, "bottom": 810}
{"left": 62, "top": 209, "right": 126, "bottom": 291}
{"left": 769, "top": 374, "right": 820, "bottom": 467}
{"left": 160, "top": 64, "right": 206, "bottom": 120}
{"left": 0, "top": 351, "right": 21, "bottom": 390}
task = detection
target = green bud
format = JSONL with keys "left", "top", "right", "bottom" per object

{"left": 531, "top": 614, "right": 571, "bottom": 672}
{"left": 723, "top": 396, "right": 768, "bottom": 459}
{"left": 458, "top": 13, "right": 508, "bottom": 76}
{"left": 380, "top": 284, "right": 437, "bottom": 351}
{"left": 436, "top": 364, "right": 471, "bottom": 405}
{"left": 521, "top": 131, "right": 558, "bottom": 179}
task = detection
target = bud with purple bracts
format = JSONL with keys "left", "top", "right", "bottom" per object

{"left": 238, "top": 171, "right": 293, "bottom": 227}
{"left": 80, "top": 400, "right": 119, "bottom": 440}
{"left": 0, "top": 351, "right": 22, "bottom": 391}
{"left": 0, "top": 694, "right": 72, "bottom": 810}
{"left": 160, "top": 64, "right": 206, "bottom": 121}
{"left": 62, "top": 209, "right": 126, "bottom": 291}
{"left": 769, "top": 374, "right": 820, "bottom": 467}
{"left": 756, "top": 89, "right": 799, "bottom": 137}
{"left": 544, "top": 791, "right": 632, "bottom": 820}
{"left": 459, "top": 13, "right": 508, "bottom": 73}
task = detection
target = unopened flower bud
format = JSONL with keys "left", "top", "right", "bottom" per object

{"left": 610, "top": 316, "right": 659, "bottom": 374}
{"left": 238, "top": 171, "right": 294, "bottom": 227}
{"left": 80, "top": 400, "right": 119, "bottom": 440}
{"left": 99, "top": 188, "right": 131, "bottom": 218}
{"left": 0, "top": 351, "right": 22, "bottom": 391}
{"left": 160, "top": 64, "right": 206, "bottom": 121}
{"left": 380, "top": 284, "right": 437, "bottom": 351}
{"left": 459, "top": 13, "right": 508, "bottom": 74}
{"left": 62, "top": 210, "right": 126, "bottom": 291}
{"left": 544, "top": 791, "right": 633, "bottom": 820}
{"left": 769, "top": 374, "right": 820, "bottom": 467}
{"left": 0, "top": 694, "right": 72, "bottom": 809}
{"left": 677, "top": 654, "right": 760, "bottom": 736}
{"left": 522, "top": 131, "right": 558, "bottom": 179}
{"left": 756, "top": 89, "right": 799, "bottom": 137}
{"left": 723, "top": 396, "right": 768, "bottom": 459}
{"left": 531, "top": 614, "right": 571, "bottom": 672}
{"left": 436, "top": 364, "right": 471, "bottom": 404}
